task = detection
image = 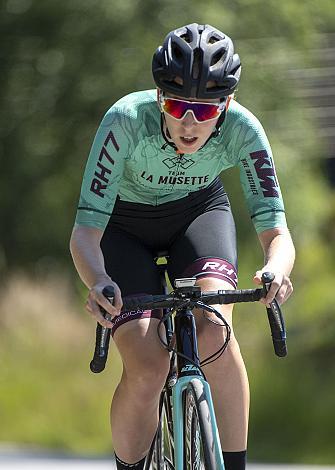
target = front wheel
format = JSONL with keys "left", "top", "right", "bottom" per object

{"left": 183, "top": 378, "right": 218, "bottom": 470}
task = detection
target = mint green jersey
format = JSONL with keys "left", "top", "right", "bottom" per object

{"left": 75, "top": 90, "right": 286, "bottom": 234}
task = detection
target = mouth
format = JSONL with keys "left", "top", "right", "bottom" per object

{"left": 180, "top": 136, "right": 198, "bottom": 146}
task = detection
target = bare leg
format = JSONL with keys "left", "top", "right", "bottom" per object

{"left": 111, "top": 318, "right": 170, "bottom": 463}
{"left": 195, "top": 278, "right": 249, "bottom": 451}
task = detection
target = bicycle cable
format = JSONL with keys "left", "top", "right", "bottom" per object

{"left": 156, "top": 298, "right": 232, "bottom": 379}
{"left": 156, "top": 304, "right": 207, "bottom": 381}
{"left": 196, "top": 301, "right": 232, "bottom": 367}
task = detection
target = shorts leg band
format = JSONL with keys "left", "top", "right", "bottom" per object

{"left": 181, "top": 257, "right": 238, "bottom": 289}
{"left": 111, "top": 295, "right": 162, "bottom": 337}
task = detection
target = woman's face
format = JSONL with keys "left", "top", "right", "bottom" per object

{"left": 163, "top": 94, "right": 224, "bottom": 154}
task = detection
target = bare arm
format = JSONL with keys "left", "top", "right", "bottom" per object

{"left": 254, "top": 227, "right": 295, "bottom": 305}
{"left": 70, "top": 225, "right": 109, "bottom": 288}
{"left": 70, "top": 225, "right": 122, "bottom": 326}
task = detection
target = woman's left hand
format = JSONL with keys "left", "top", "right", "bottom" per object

{"left": 253, "top": 270, "right": 293, "bottom": 305}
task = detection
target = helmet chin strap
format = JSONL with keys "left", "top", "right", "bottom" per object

{"left": 160, "top": 114, "right": 180, "bottom": 153}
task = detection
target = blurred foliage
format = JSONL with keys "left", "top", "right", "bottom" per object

{"left": 0, "top": 273, "right": 122, "bottom": 453}
{"left": 1, "top": 0, "right": 335, "bottom": 271}
{"left": 1, "top": 0, "right": 335, "bottom": 464}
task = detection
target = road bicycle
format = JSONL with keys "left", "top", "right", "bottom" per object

{"left": 89, "top": 256, "right": 287, "bottom": 470}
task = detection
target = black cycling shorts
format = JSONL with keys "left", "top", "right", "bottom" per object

{"left": 100, "top": 177, "right": 237, "bottom": 335}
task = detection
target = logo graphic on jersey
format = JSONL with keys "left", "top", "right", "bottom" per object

{"left": 90, "top": 131, "right": 119, "bottom": 198}
{"left": 140, "top": 171, "right": 209, "bottom": 186}
{"left": 241, "top": 158, "right": 258, "bottom": 195}
{"left": 162, "top": 156, "right": 195, "bottom": 170}
{"left": 157, "top": 174, "right": 209, "bottom": 185}
{"left": 250, "top": 150, "right": 279, "bottom": 198}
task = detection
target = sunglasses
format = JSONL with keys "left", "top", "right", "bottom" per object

{"left": 159, "top": 95, "right": 226, "bottom": 123}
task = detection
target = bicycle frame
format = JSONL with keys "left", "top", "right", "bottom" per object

{"left": 153, "top": 262, "right": 225, "bottom": 469}
{"left": 170, "top": 305, "right": 225, "bottom": 469}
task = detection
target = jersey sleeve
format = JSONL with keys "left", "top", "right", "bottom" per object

{"left": 236, "top": 114, "right": 287, "bottom": 234}
{"left": 74, "top": 108, "right": 129, "bottom": 230}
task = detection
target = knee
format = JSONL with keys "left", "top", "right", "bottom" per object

{"left": 223, "top": 334, "right": 242, "bottom": 359}
{"left": 197, "top": 315, "right": 231, "bottom": 348}
{"left": 124, "top": 355, "right": 170, "bottom": 400}
{"left": 198, "top": 323, "right": 242, "bottom": 364}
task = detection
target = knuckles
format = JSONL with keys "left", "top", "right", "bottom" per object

{"left": 260, "top": 273, "right": 294, "bottom": 306}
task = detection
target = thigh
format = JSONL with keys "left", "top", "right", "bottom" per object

{"left": 113, "top": 317, "right": 169, "bottom": 374}
{"left": 167, "top": 204, "right": 238, "bottom": 288}
{"left": 100, "top": 228, "right": 162, "bottom": 296}
{"left": 101, "top": 228, "right": 164, "bottom": 336}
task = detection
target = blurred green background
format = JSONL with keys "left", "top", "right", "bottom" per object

{"left": 1, "top": 0, "right": 335, "bottom": 464}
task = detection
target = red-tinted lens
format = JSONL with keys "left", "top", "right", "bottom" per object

{"left": 162, "top": 99, "right": 189, "bottom": 119}
{"left": 162, "top": 99, "right": 220, "bottom": 121}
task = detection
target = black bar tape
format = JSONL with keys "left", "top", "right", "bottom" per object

{"left": 202, "top": 288, "right": 263, "bottom": 305}
{"left": 121, "top": 294, "right": 175, "bottom": 312}
{"left": 89, "top": 285, "right": 115, "bottom": 373}
{"left": 266, "top": 299, "right": 287, "bottom": 357}
{"left": 260, "top": 272, "right": 287, "bottom": 358}
{"left": 121, "top": 295, "right": 155, "bottom": 312}
{"left": 119, "top": 289, "right": 263, "bottom": 312}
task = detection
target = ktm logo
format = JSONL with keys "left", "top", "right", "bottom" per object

{"left": 250, "top": 150, "right": 279, "bottom": 198}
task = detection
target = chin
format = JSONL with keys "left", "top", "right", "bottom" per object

{"left": 178, "top": 141, "right": 203, "bottom": 154}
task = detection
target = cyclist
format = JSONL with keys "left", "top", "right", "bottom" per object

{"left": 70, "top": 23, "right": 295, "bottom": 470}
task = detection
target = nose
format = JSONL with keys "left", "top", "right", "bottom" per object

{"left": 181, "top": 110, "right": 197, "bottom": 128}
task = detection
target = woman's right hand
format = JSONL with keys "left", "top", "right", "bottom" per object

{"left": 86, "top": 279, "right": 123, "bottom": 328}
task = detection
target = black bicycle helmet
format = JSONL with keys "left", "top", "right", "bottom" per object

{"left": 152, "top": 23, "right": 241, "bottom": 100}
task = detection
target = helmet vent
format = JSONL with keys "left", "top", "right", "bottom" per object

{"left": 192, "top": 49, "right": 201, "bottom": 79}
{"left": 180, "top": 33, "right": 192, "bottom": 43}
{"left": 211, "top": 50, "right": 224, "bottom": 67}
{"left": 172, "top": 43, "right": 183, "bottom": 61}
{"left": 208, "top": 35, "right": 220, "bottom": 44}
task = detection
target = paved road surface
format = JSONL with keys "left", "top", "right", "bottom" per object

{"left": 0, "top": 448, "right": 334, "bottom": 469}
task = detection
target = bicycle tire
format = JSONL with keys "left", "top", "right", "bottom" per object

{"left": 184, "top": 378, "right": 218, "bottom": 470}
